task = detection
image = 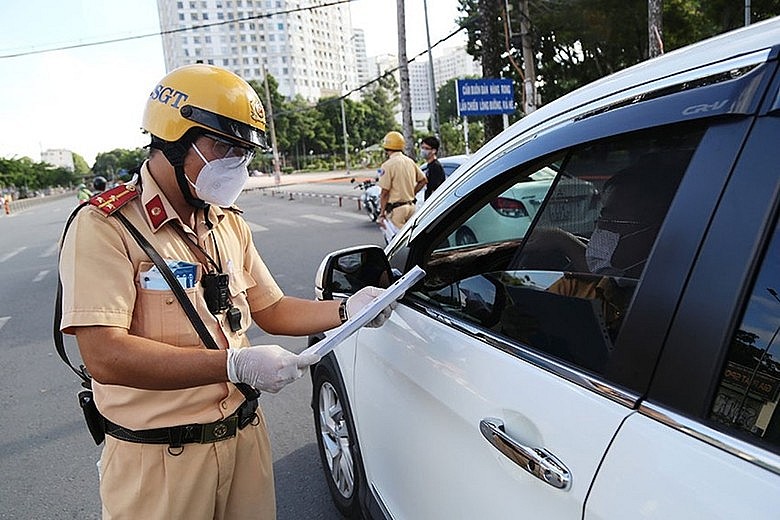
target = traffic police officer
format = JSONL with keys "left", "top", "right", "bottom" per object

{"left": 58, "top": 64, "right": 392, "bottom": 519}
{"left": 377, "top": 131, "right": 427, "bottom": 229}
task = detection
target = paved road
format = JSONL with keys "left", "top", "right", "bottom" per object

{"left": 0, "top": 187, "right": 384, "bottom": 519}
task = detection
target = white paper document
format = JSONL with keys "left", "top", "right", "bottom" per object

{"left": 302, "top": 265, "right": 426, "bottom": 358}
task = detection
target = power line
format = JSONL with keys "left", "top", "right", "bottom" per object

{"left": 273, "top": 21, "right": 470, "bottom": 118}
{"left": 0, "top": 0, "right": 355, "bottom": 59}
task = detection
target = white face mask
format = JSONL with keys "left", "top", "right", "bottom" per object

{"left": 189, "top": 144, "right": 249, "bottom": 207}
{"left": 420, "top": 148, "right": 431, "bottom": 159}
{"left": 585, "top": 228, "right": 621, "bottom": 275}
{"left": 585, "top": 223, "right": 653, "bottom": 276}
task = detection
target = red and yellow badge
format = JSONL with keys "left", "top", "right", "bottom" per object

{"left": 144, "top": 194, "right": 168, "bottom": 229}
{"left": 89, "top": 184, "right": 139, "bottom": 215}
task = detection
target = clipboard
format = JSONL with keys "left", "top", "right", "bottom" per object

{"left": 302, "top": 265, "right": 426, "bottom": 358}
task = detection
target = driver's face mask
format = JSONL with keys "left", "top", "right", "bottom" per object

{"left": 585, "top": 220, "right": 653, "bottom": 276}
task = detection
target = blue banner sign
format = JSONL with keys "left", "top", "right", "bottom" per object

{"left": 456, "top": 78, "right": 515, "bottom": 116}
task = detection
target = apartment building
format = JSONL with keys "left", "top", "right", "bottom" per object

{"left": 156, "top": 0, "right": 358, "bottom": 100}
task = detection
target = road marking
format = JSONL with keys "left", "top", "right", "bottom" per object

{"left": 0, "top": 247, "right": 26, "bottom": 263}
{"left": 41, "top": 243, "right": 59, "bottom": 257}
{"left": 33, "top": 270, "right": 49, "bottom": 282}
{"left": 0, "top": 317, "right": 9, "bottom": 332}
{"left": 336, "top": 211, "right": 373, "bottom": 221}
{"left": 301, "top": 214, "right": 342, "bottom": 224}
{"left": 270, "top": 218, "right": 296, "bottom": 226}
{"left": 246, "top": 221, "right": 269, "bottom": 232}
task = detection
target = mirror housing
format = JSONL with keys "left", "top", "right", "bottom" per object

{"left": 315, "top": 245, "right": 393, "bottom": 300}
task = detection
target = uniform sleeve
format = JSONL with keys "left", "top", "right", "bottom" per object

{"left": 415, "top": 163, "right": 427, "bottom": 183}
{"left": 377, "top": 165, "right": 392, "bottom": 191}
{"left": 59, "top": 208, "right": 137, "bottom": 334}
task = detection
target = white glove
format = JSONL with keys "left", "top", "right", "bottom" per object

{"left": 345, "top": 286, "right": 400, "bottom": 328}
{"left": 226, "top": 345, "right": 321, "bottom": 394}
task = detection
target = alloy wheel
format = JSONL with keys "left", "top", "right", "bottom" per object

{"left": 318, "top": 381, "right": 355, "bottom": 498}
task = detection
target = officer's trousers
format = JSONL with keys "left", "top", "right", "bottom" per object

{"left": 98, "top": 406, "right": 275, "bottom": 520}
{"left": 388, "top": 204, "right": 416, "bottom": 229}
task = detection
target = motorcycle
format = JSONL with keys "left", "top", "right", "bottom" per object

{"left": 353, "top": 177, "right": 381, "bottom": 222}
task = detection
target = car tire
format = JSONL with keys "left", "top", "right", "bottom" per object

{"left": 312, "top": 357, "right": 366, "bottom": 518}
{"left": 455, "top": 226, "right": 477, "bottom": 246}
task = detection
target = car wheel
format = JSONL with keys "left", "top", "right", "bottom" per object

{"left": 455, "top": 226, "right": 477, "bottom": 245}
{"left": 313, "top": 359, "right": 365, "bottom": 518}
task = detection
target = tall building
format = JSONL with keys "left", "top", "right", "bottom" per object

{"left": 407, "top": 46, "right": 482, "bottom": 130}
{"left": 409, "top": 60, "right": 432, "bottom": 130}
{"left": 353, "top": 28, "right": 370, "bottom": 88}
{"left": 41, "top": 149, "right": 74, "bottom": 171}
{"left": 156, "top": 0, "right": 357, "bottom": 101}
{"left": 433, "top": 45, "right": 481, "bottom": 90}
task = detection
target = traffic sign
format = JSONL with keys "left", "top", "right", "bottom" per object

{"left": 456, "top": 78, "right": 515, "bottom": 116}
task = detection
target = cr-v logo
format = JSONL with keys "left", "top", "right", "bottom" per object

{"left": 683, "top": 100, "right": 729, "bottom": 115}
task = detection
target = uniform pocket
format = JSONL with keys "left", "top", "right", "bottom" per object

{"left": 134, "top": 286, "right": 202, "bottom": 346}
{"left": 133, "top": 262, "right": 203, "bottom": 347}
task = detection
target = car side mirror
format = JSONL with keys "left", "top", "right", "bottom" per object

{"left": 315, "top": 245, "right": 393, "bottom": 300}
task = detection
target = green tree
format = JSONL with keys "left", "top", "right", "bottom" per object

{"left": 356, "top": 74, "right": 400, "bottom": 149}
{"left": 72, "top": 153, "right": 91, "bottom": 176}
{"left": 440, "top": 120, "right": 484, "bottom": 156}
{"left": 457, "top": 0, "right": 506, "bottom": 142}
{"left": 0, "top": 156, "right": 77, "bottom": 195}
{"left": 93, "top": 148, "right": 148, "bottom": 180}
{"left": 457, "top": 0, "right": 780, "bottom": 113}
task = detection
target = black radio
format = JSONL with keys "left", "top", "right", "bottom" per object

{"left": 202, "top": 273, "right": 230, "bottom": 314}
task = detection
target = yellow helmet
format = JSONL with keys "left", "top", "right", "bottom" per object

{"left": 382, "top": 131, "right": 405, "bottom": 151}
{"left": 142, "top": 64, "right": 267, "bottom": 149}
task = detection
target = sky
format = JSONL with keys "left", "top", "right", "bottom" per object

{"left": 0, "top": 0, "right": 466, "bottom": 165}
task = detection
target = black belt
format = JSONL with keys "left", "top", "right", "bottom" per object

{"left": 386, "top": 200, "right": 415, "bottom": 211}
{"left": 105, "top": 398, "right": 258, "bottom": 449}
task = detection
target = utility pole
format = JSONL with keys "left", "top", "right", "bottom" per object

{"left": 648, "top": 0, "right": 664, "bottom": 58}
{"left": 340, "top": 83, "right": 350, "bottom": 175}
{"left": 518, "top": 0, "right": 537, "bottom": 114}
{"left": 423, "top": 0, "right": 441, "bottom": 147}
{"left": 262, "top": 67, "right": 281, "bottom": 185}
{"left": 396, "top": 0, "right": 414, "bottom": 158}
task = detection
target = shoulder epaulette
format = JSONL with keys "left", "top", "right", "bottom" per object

{"left": 88, "top": 184, "right": 139, "bottom": 216}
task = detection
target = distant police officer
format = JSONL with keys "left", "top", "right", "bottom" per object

{"left": 377, "top": 131, "right": 427, "bottom": 230}
{"left": 76, "top": 183, "right": 93, "bottom": 203}
{"left": 58, "top": 64, "right": 395, "bottom": 519}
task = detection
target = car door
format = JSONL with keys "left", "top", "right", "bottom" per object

{"left": 585, "top": 101, "right": 780, "bottom": 518}
{"left": 351, "top": 127, "right": 742, "bottom": 519}
{"left": 348, "top": 56, "right": 775, "bottom": 518}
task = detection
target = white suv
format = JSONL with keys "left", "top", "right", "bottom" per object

{"left": 310, "top": 18, "right": 780, "bottom": 519}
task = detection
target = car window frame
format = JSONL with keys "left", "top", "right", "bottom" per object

{"left": 396, "top": 67, "right": 775, "bottom": 402}
{"left": 650, "top": 115, "right": 780, "bottom": 427}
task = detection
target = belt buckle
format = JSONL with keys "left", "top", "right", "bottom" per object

{"left": 201, "top": 416, "right": 238, "bottom": 443}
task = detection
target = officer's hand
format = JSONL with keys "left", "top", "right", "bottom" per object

{"left": 345, "top": 286, "right": 400, "bottom": 328}
{"left": 226, "top": 345, "right": 321, "bottom": 394}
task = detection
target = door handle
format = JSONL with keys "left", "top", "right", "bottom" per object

{"left": 480, "top": 417, "right": 571, "bottom": 490}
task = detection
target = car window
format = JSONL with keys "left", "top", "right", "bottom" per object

{"left": 709, "top": 217, "right": 780, "bottom": 451}
{"left": 417, "top": 123, "right": 706, "bottom": 376}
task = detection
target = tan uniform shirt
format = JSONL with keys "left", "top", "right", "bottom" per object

{"left": 59, "top": 162, "right": 284, "bottom": 430}
{"left": 378, "top": 152, "right": 426, "bottom": 228}
{"left": 378, "top": 152, "right": 425, "bottom": 204}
